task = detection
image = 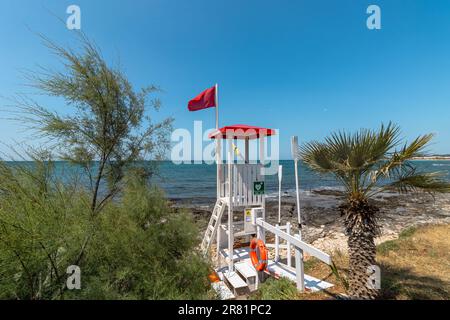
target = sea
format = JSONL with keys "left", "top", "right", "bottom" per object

{"left": 5, "top": 160, "right": 450, "bottom": 206}
{"left": 153, "top": 160, "right": 450, "bottom": 205}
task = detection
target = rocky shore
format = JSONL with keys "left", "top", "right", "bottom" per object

{"left": 171, "top": 189, "right": 450, "bottom": 254}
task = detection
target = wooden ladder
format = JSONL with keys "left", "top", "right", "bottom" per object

{"left": 201, "top": 198, "right": 227, "bottom": 256}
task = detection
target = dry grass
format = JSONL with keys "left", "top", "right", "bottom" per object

{"left": 377, "top": 224, "right": 450, "bottom": 300}
{"left": 253, "top": 223, "right": 450, "bottom": 300}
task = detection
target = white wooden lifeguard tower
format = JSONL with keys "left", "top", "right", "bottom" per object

{"left": 200, "top": 124, "right": 334, "bottom": 299}
{"left": 186, "top": 84, "right": 333, "bottom": 298}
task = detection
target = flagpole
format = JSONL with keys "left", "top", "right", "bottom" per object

{"left": 215, "top": 83, "right": 219, "bottom": 130}
{"left": 215, "top": 83, "right": 220, "bottom": 198}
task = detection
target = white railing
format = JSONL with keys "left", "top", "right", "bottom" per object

{"left": 218, "top": 163, "right": 264, "bottom": 206}
{"left": 256, "top": 219, "right": 332, "bottom": 291}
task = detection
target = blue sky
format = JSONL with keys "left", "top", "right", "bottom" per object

{"left": 1, "top": 0, "right": 450, "bottom": 159}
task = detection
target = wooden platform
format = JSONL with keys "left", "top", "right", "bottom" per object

{"left": 266, "top": 261, "right": 334, "bottom": 292}
{"left": 216, "top": 248, "right": 333, "bottom": 294}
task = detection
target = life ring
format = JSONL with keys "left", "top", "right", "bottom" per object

{"left": 250, "top": 238, "right": 268, "bottom": 271}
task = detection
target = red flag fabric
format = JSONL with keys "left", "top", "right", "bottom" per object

{"left": 188, "top": 86, "right": 216, "bottom": 111}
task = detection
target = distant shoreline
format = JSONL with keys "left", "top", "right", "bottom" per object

{"left": 412, "top": 157, "right": 450, "bottom": 161}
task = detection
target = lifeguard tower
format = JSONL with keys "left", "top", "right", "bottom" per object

{"left": 200, "top": 124, "right": 333, "bottom": 299}
{"left": 187, "top": 85, "right": 333, "bottom": 299}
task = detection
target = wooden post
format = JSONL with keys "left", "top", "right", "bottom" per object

{"left": 275, "top": 224, "right": 280, "bottom": 263}
{"left": 291, "top": 136, "right": 302, "bottom": 239}
{"left": 259, "top": 136, "right": 266, "bottom": 243}
{"left": 286, "top": 222, "right": 292, "bottom": 268}
{"left": 294, "top": 234, "right": 305, "bottom": 292}
{"left": 216, "top": 138, "right": 221, "bottom": 198}
{"left": 244, "top": 138, "right": 249, "bottom": 164}
{"left": 227, "top": 139, "right": 233, "bottom": 273}
{"left": 278, "top": 165, "right": 282, "bottom": 224}
{"left": 259, "top": 136, "right": 265, "bottom": 176}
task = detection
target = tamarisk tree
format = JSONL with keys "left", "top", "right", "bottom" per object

{"left": 16, "top": 35, "right": 173, "bottom": 214}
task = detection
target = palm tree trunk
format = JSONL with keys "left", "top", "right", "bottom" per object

{"left": 341, "top": 197, "right": 380, "bottom": 299}
{"left": 347, "top": 230, "right": 378, "bottom": 299}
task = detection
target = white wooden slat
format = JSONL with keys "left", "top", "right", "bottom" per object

{"left": 253, "top": 165, "right": 257, "bottom": 205}
{"left": 219, "top": 164, "right": 266, "bottom": 206}
{"left": 250, "top": 165, "right": 255, "bottom": 205}
{"left": 247, "top": 167, "right": 252, "bottom": 205}
{"left": 236, "top": 165, "right": 240, "bottom": 205}
{"left": 295, "top": 234, "right": 305, "bottom": 291}
{"left": 256, "top": 219, "right": 332, "bottom": 265}
{"left": 238, "top": 165, "right": 243, "bottom": 205}
{"left": 243, "top": 165, "right": 248, "bottom": 207}
{"left": 223, "top": 164, "right": 227, "bottom": 198}
{"left": 286, "top": 222, "right": 291, "bottom": 268}
{"left": 258, "top": 165, "right": 263, "bottom": 205}
{"left": 233, "top": 165, "right": 237, "bottom": 203}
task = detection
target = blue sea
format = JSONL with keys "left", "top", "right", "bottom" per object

{"left": 6, "top": 160, "right": 450, "bottom": 205}
{"left": 153, "top": 160, "right": 450, "bottom": 205}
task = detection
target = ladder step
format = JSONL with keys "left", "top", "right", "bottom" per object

{"left": 201, "top": 199, "right": 227, "bottom": 256}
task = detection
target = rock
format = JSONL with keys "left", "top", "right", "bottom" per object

{"left": 174, "top": 190, "right": 450, "bottom": 256}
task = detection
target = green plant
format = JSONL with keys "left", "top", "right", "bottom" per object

{"left": 13, "top": 34, "right": 173, "bottom": 214}
{"left": 250, "top": 278, "right": 299, "bottom": 300}
{"left": 1, "top": 33, "right": 210, "bottom": 300}
{"left": 0, "top": 157, "right": 212, "bottom": 299}
{"left": 399, "top": 226, "right": 417, "bottom": 238}
{"left": 300, "top": 123, "right": 450, "bottom": 299}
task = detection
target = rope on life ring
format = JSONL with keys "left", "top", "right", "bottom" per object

{"left": 249, "top": 238, "right": 268, "bottom": 271}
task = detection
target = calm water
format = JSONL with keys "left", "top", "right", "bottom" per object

{"left": 6, "top": 160, "right": 450, "bottom": 205}
{"left": 153, "top": 160, "right": 450, "bottom": 204}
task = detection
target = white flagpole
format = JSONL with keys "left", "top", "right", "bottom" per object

{"left": 291, "top": 136, "right": 302, "bottom": 239}
{"left": 215, "top": 83, "right": 219, "bottom": 130}
{"left": 215, "top": 84, "right": 220, "bottom": 198}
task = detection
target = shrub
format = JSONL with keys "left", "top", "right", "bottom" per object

{"left": 0, "top": 159, "right": 212, "bottom": 300}
{"left": 250, "top": 277, "right": 299, "bottom": 300}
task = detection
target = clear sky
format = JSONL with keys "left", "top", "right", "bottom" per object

{"left": 1, "top": 0, "right": 450, "bottom": 159}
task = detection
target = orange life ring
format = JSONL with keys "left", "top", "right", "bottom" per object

{"left": 250, "top": 238, "right": 268, "bottom": 271}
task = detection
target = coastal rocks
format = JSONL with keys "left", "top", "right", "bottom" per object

{"left": 175, "top": 188, "right": 450, "bottom": 256}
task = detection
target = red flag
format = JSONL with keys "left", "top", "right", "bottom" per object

{"left": 188, "top": 86, "right": 216, "bottom": 111}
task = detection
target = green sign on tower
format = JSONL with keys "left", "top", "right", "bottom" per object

{"left": 253, "top": 181, "right": 265, "bottom": 195}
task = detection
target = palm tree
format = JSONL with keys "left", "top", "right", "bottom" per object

{"left": 300, "top": 123, "right": 450, "bottom": 299}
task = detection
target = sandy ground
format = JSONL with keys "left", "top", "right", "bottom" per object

{"left": 172, "top": 189, "right": 450, "bottom": 255}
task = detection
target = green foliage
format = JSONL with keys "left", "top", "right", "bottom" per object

{"left": 303, "top": 257, "right": 319, "bottom": 273}
{"left": 300, "top": 122, "right": 450, "bottom": 198}
{"left": 377, "top": 227, "right": 417, "bottom": 255}
{"left": 399, "top": 226, "right": 417, "bottom": 238}
{"left": 0, "top": 158, "right": 211, "bottom": 300}
{"left": 300, "top": 123, "right": 450, "bottom": 299}
{"left": 0, "top": 154, "right": 89, "bottom": 299}
{"left": 13, "top": 34, "right": 173, "bottom": 213}
{"left": 1, "top": 34, "right": 210, "bottom": 300}
{"left": 377, "top": 240, "right": 400, "bottom": 255}
{"left": 250, "top": 278, "right": 299, "bottom": 300}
